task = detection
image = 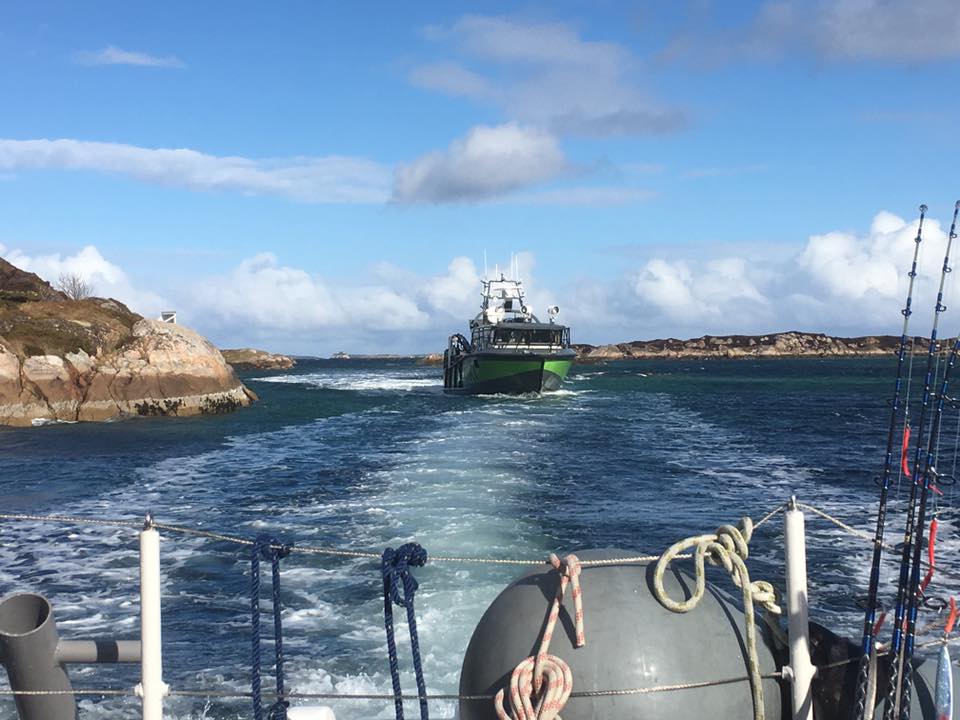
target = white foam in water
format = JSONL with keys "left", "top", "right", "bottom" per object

{"left": 257, "top": 367, "right": 440, "bottom": 393}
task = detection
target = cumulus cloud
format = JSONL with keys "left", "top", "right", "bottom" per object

{"left": 419, "top": 257, "right": 483, "bottom": 317}
{"left": 410, "top": 16, "right": 686, "bottom": 137}
{"left": 393, "top": 124, "right": 567, "bottom": 203}
{"left": 1, "top": 244, "right": 166, "bottom": 317}
{"left": 0, "top": 138, "right": 391, "bottom": 204}
{"left": 74, "top": 46, "right": 186, "bottom": 68}
{"left": 617, "top": 208, "right": 954, "bottom": 339}
{"left": 634, "top": 257, "right": 770, "bottom": 325}
{"left": 664, "top": 0, "right": 960, "bottom": 65}
{"left": 191, "top": 254, "right": 429, "bottom": 332}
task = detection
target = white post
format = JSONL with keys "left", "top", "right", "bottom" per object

{"left": 784, "top": 497, "right": 815, "bottom": 720}
{"left": 137, "top": 514, "right": 167, "bottom": 720}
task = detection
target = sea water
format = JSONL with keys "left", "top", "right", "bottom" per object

{"left": 0, "top": 358, "right": 957, "bottom": 719}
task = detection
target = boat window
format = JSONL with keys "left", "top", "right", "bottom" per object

{"left": 492, "top": 328, "right": 564, "bottom": 345}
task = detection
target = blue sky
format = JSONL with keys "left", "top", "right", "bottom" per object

{"left": 1, "top": 1, "right": 959, "bottom": 354}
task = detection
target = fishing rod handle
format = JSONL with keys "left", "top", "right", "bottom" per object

{"left": 897, "top": 666, "right": 914, "bottom": 720}
{"left": 850, "top": 654, "right": 871, "bottom": 720}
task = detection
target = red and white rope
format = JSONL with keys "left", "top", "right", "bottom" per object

{"left": 495, "top": 553, "right": 584, "bottom": 720}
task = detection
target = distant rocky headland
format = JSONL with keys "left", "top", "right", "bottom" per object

{"left": 573, "top": 332, "right": 906, "bottom": 361}
{"left": 0, "top": 258, "right": 255, "bottom": 427}
{"left": 221, "top": 348, "right": 296, "bottom": 371}
{"left": 411, "top": 332, "right": 906, "bottom": 365}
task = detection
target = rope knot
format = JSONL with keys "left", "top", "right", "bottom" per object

{"left": 255, "top": 534, "right": 293, "bottom": 561}
{"left": 652, "top": 516, "right": 778, "bottom": 720}
{"left": 382, "top": 542, "right": 428, "bottom": 608}
{"left": 381, "top": 542, "right": 429, "bottom": 720}
{"left": 549, "top": 552, "right": 581, "bottom": 581}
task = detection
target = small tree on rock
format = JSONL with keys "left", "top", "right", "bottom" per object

{"left": 57, "top": 273, "right": 93, "bottom": 300}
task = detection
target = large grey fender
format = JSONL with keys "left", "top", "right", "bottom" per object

{"left": 459, "top": 548, "right": 784, "bottom": 720}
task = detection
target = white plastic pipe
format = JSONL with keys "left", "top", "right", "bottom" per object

{"left": 784, "top": 499, "right": 815, "bottom": 720}
{"left": 137, "top": 516, "right": 167, "bottom": 720}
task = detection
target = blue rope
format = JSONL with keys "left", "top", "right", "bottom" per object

{"left": 251, "top": 535, "right": 293, "bottom": 720}
{"left": 382, "top": 543, "right": 429, "bottom": 720}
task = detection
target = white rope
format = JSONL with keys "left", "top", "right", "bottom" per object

{"left": 652, "top": 517, "right": 780, "bottom": 720}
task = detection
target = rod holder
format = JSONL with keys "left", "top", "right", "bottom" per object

{"left": 0, "top": 592, "right": 76, "bottom": 720}
{"left": 784, "top": 497, "right": 815, "bottom": 720}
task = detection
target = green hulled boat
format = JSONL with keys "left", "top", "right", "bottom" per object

{"left": 442, "top": 275, "right": 575, "bottom": 394}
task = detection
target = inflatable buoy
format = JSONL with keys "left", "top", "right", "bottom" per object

{"left": 458, "top": 548, "right": 784, "bottom": 720}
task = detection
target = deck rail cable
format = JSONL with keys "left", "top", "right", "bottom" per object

{"left": 0, "top": 500, "right": 957, "bottom": 713}
{"left": 898, "top": 200, "right": 960, "bottom": 720}
{"left": 884, "top": 202, "right": 959, "bottom": 720}
{"left": 851, "top": 203, "right": 927, "bottom": 720}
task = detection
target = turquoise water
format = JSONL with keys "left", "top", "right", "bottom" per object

{"left": 0, "top": 358, "right": 957, "bottom": 719}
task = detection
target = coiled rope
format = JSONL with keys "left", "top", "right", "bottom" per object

{"left": 382, "top": 543, "right": 429, "bottom": 720}
{"left": 251, "top": 534, "right": 292, "bottom": 720}
{"left": 652, "top": 517, "right": 780, "bottom": 720}
{"left": 495, "top": 553, "right": 584, "bottom": 720}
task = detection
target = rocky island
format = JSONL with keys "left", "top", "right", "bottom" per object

{"left": 221, "top": 348, "right": 296, "bottom": 371}
{"left": 573, "top": 332, "right": 905, "bottom": 361}
{"left": 0, "top": 258, "right": 256, "bottom": 427}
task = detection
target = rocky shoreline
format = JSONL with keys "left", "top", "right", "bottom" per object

{"left": 0, "top": 259, "right": 256, "bottom": 427}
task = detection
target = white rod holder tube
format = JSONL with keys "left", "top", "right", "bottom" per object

{"left": 137, "top": 515, "right": 167, "bottom": 720}
{"left": 784, "top": 498, "right": 815, "bottom": 720}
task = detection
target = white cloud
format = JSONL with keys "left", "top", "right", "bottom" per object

{"left": 191, "top": 254, "right": 429, "bottom": 333}
{"left": 393, "top": 124, "right": 567, "bottom": 203}
{"left": 410, "top": 16, "right": 686, "bottom": 137}
{"left": 633, "top": 257, "right": 769, "bottom": 325}
{"left": 794, "top": 209, "right": 952, "bottom": 326}
{"left": 75, "top": 46, "right": 186, "bottom": 68}
{"left": 420, "top": 257, "right": 482, "bottom": 317}
{"left": 0, "top": 138, "right": 391, "bottom": 204}
{"left": 1, "top": 244, "right": 166, "bottom": 317}
{"left": 616, "top": 209, "right": 954, "bottom": 338}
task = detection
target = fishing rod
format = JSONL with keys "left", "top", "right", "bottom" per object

{"left": 883, "top": 203, "right": 957, "bottom": 720}
{"left": 850, "top": 204, "right": 927, "bottom": 720}
{"left": 895, "top": 201, "right": 960, "bottom": 720}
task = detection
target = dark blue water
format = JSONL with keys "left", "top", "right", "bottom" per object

{"left": 1, "top": 358, "right": 957, "bottom": 719}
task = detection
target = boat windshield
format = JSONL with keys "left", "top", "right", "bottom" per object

{"left": 494, "top": 328, "right": 563, "bottom": 345}
{"left": 472, "top": 325, "right": 569, "bottom": 349}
